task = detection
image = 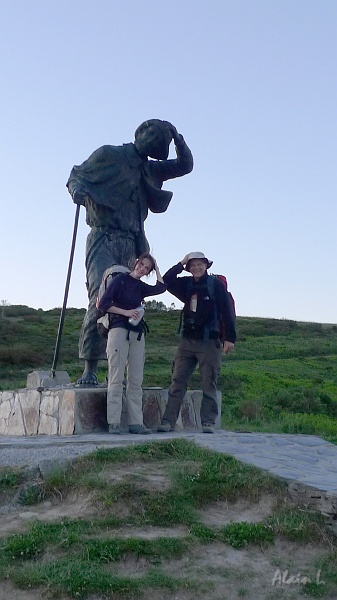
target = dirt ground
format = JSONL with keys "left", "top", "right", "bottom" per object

{"left": 0, "top": 461, "right": 335, "bottom": 600}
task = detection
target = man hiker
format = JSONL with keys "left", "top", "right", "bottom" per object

{"left": 158, "top": 252, "right": 236, "bottom": 434}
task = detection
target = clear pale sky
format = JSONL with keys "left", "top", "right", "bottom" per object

{"left": 1, "top": 0, "right": 336, "bottom": 323}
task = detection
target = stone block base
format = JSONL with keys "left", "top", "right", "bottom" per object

{"left": 26, "top": 371, "right": 71, "bottom": 389}
{"left": 0, "top": 386, "right": 221, "bottom": 436}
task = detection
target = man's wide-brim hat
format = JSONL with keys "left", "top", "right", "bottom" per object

{"left": 185, "top": 252, "right": 213, "bottom": 271}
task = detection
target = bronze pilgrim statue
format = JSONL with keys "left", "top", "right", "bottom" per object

{"left": 67, "top": 119, "right": 193, "bottom": 385}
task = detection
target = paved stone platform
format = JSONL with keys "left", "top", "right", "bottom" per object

{"left": 1, "top": 430, "right": 336, "bottom": 518}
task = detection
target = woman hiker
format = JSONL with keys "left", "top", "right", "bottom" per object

{"left": 97, "top": 253, "right": 166, "bottom": 434}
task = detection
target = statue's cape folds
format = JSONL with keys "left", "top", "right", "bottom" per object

{"left": 67, "top": 143, "right": 172, "bottom": 213}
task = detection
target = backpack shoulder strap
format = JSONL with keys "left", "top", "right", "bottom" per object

{"left": 203, "top": 275, "right": 219, "bottom": 341}
{"left": 177, "top": 277, "right": 193, "bottom": 335}
{"left": 206, "top": 274, "right": 216, "bottom": 300}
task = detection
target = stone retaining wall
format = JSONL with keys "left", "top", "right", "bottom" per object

{"left": 0, "top": 386, "right": 221, "bottom": 436}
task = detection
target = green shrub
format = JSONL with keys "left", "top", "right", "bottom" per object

{"left": 1, "top": 305, "right": 38, "bottom": 317}
{"left": 18, "top": 484, "right": 43, "bottom": 506}
{"left": 221, "top": 522, "right": 274, "bottom": 548}
{"left": 268, "top": 509, "right": 327, "bottom": 542}
{"left": 190, "top": 523, "right": 217, "bottom": 542}
{"left": 265, "top": 388, "right": 337, "bottom": 418}
{"left": 0, "top": 345, "right": 46, "bottom": 366}
{"left": 280, "top": 412, "right": 337, "bottom": 438}
{"left": 4, "top": 529, "right": 45, "bottom": 559}
{"left": 235, "top": 399, "right": 263, "bottom": 420}
{"left": 0, "top": 468, "right": 22, "bottom": 490}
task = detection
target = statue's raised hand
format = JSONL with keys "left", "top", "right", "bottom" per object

{"left": 163, "top": 121, "right": 180, "bottom": 144}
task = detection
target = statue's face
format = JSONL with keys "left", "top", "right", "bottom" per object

{"left": 135, "top": 124, "right": 170, "bottom": 160}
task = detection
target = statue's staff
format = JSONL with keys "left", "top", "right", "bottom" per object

{"left": 51, "top": 203, "right": 81, "bottom": 378}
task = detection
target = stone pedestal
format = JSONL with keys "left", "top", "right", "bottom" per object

{"left": 0, "top": 379, "right": 221, "bottom": 436}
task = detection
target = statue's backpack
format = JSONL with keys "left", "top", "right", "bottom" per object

{"left": 96, "top": 265, "right": 130, "bottom": 336}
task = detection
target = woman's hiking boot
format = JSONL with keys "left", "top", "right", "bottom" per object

{"left": 129, "top": 424, "right": 151, "bottom": 434}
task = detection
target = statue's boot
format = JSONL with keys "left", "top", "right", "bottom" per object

{"left": 75, "top": 371, "right": 98, "bottom": 387}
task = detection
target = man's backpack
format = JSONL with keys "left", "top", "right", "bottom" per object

{"left": 207, "top": 274, "right": 236, "bottom": 341}
{"left": 96, "top": 265, "right": 130, "bottom": 337}
{"left": 209, "top": 274, "right": 236, "bottom": 315}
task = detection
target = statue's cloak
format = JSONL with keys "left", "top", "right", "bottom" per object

{"left": 66, "top": 143, "right": 172, "bottom": 214}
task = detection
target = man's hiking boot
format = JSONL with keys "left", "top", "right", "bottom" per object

{"left": 157, "top": 421, "right": 173, "bottom": 432}
{"left": 108, "top": 423, "right": 121, "bottom": 434}
{"left": 129, "top": 424, "right": 151, "bottom": 435}
{"left": 202, "top": 423, "right": 215, "bottom": 434}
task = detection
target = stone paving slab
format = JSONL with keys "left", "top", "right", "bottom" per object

{"left": 1, "top": 431, "right": 336, "bottom": 512}
{"left": 195, "top": 432, "right": 337, "bottom": 494}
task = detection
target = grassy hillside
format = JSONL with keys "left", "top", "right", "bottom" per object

{"left": 1, "top": 305, "right": 336, "bottom": 441}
